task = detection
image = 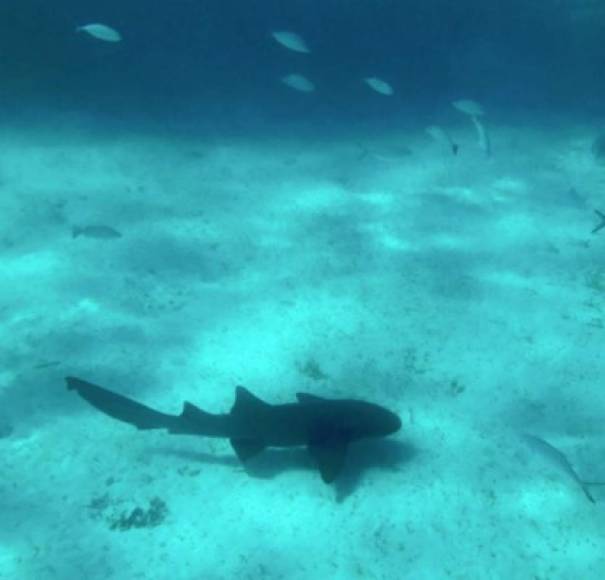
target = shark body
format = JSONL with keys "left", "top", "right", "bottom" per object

{"left": 66, "top": 376, "right": 401, "bottom": 483}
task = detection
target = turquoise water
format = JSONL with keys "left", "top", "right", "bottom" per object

{"left": 1, "top": 2, "right": 605, "bottom": 579}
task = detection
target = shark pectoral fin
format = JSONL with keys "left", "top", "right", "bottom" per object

{"left": 309, "top": 439, "right": 349, "bottom": 484}
{"left": 230, "top": 438, "right": 266, "bottom": 462}
{"left": 66, "top": 376, "right": 177, "bottom": 431}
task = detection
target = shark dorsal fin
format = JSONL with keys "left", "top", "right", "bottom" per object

{"left": 296, "top": 392, "right": 327, "bottom": 404}
{"left": 231, "top": 386, "right": 268, "bottom": 416}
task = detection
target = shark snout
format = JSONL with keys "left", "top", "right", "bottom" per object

{"left": 367, "top": 403, "right": 402, "bottom": 436}
{"left": 384, "top": 410, "right": 402, "bottom": 435}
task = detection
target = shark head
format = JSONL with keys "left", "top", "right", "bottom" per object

{"left": 295, "top": 393, "right": 401, "bottom": 441}
{"left": 336, "top": 399, "right": 402, "bottom": 440}
{"left": 294, "top": 395, "right": 401, "bottom": 483}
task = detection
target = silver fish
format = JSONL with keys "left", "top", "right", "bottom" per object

{"left": 592, "top": 209, "right": 605, "bottom": 234}
{"left": 522, "top": 433, "right": 603, "bottom": 503}
{"left": 72, "top": 225, "right": 122, "bottom": 239}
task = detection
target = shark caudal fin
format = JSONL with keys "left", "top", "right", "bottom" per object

{"left": 66, "top": 376, "right": 179, "bottom": 430}
{"left": 68, "top": 376, "right": 232, "bottom": 438}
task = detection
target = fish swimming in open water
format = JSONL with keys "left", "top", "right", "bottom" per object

{"left": 76, "top": 23, "right": 122, "bottom": 43}
{"left": 592, "top": 209, "right": 605, "bottom": 234}
{"left": 72, "top": 225, "right": 122, "bottom": 239}
{"left": 522, "top": 433, "right": 605, "bottom": 503}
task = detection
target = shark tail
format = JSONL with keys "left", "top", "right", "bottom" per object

{"left": 170, "top": 402, "right": 232, "bottom": 437}
{"left": 67, "top": 376, "right": 180, "bottom": 431}
{"left": 67, "top": 376, "right": 232, "bottom": 438}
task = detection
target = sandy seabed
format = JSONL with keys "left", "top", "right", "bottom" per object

{"left": 1, "top": 113, "right": 604, "bottom": 579}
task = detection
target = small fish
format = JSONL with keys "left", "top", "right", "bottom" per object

{"left": 358, "top": 143, "right": 412, "bottom": 163}
{"left": 271, "top": 31, "right": 310, "bottom": 53}
{"left": 281, "top": 73, "right": 315, "bottom": 93}
{"left": 363, "top": 77, "right": 394, "bottom": 96}
{"left": 452, "top": 99, "right": 485, "bottom": 117}
{"left": 452, "top": 99, "right": 490, "bottom": 157}
{"left": 470, "top": 115, "right": 491, "bottom": 157}
{"left": 592, "top": 209, "right": 605, "bottom": 234}
{"left": 77, "top": 23, "right": 122, "bottom": 43}
{"left": 426, "top": 125, "right": 459, "bottom": 156}
{"left": 72, "top": 225, "right": 122, "bottom": 239}
{"left": 522, "top": 433, "right": 604, "bottom": 504}
{"left": 33, "top": 360, "right": 61, "bottom": 370}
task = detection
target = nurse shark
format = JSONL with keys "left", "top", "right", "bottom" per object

{"left": 67, "top": 376, "right": 401, "bottom": 483}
